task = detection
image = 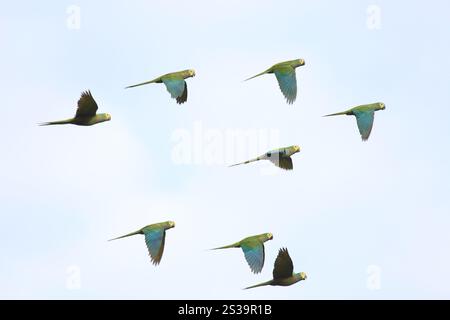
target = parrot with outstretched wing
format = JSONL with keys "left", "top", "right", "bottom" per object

{"left": 245, "top": 59, "right": 305, "bottom": 104}
{"left": 126, "top": 69, "right": 195, "bottom": 104}
{"left": 39, "top": 90, "right": 111, "bottom": 126}
{"left": 211, "top": 233, "right": 273, "bottom": 274}
{"left": 244, "top": 248, "right": 307, "bottom": 289}
{"left": 109, "top": 221, "right": 175, "bottom": 265}
{"left": 324, "top": 102, "right": 386, "bottom": 141}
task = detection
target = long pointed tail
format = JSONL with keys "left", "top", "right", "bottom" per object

{"left": 244, "top": 279, "right": 273, "bottom": 290}
{"left": 210, "top": 242, "right": 240, "bottom": 250}
{"left": 39, "top": 118, "right": 74, "bottom": 126}
{"left": 108, "top": 229, "right": 142, "bottom": 241}
{"left": 125, "top": 79, "right": 157, "bottom": 89}
{"left": 323, "top": 110, "right": 350, "bottom": 117}
{"left": 229, "top": 157, "right": 261, "bottom": 168}
{"left": 244, "top": 69, "right": 269, "bottom": 81}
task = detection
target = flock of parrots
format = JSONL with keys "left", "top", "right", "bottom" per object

{"left": 40, "top": 58, "right": 386, "bottom": 290}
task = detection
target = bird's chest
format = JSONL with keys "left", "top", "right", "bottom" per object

{"left": 275, "top": 277, "right": 296, "bottom": 286}
{"left": 74, "top": 117, "right": 96, "bottom": 126}
{"left": 265, "top": 150, "right": 286, "bottom": 159}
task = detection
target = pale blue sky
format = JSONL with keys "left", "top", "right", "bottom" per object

{"left": 1, "top": 0, "right": 450, "bottom": 299}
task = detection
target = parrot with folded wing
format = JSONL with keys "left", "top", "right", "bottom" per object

{"left": 39, "top": 90, "right": 111, "bottom": 126}
{"left": 323, "top": 102, "right": 386, "bottom": 141}
{"left": 211, "top": 233, "right": 273, "bottom": 274}
{"left": 126, "top": 69, "right": 195, "bottom": 104}
{"left": 229, "top": 145, "right": 300, "bottom": 170}
{"left": 244, "top": 248, "right": 307, "bottom": 289}
{"left": 245, "top": 59, "right": 305, "bottom": 104}
{"left": 109, "top": 221, "right": 175, "bottom": 265}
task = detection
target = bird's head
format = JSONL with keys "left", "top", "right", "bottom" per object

{"left": 377, "top": 102, "right": 386, "bottom": 111}
{"left": 265, "top": 233, "right": 274, "bottom": 241}
{"left": 293, "top": 59, "right": 305, "bottom": 68}
{"left": 292, "top": 145, "right": 301, "bottom": 154}
{"left": 167, "top": 221, "right": 176, "bottom": 229}
{"left": 98, "top": 113, "right": 112, "bottom": 122}
{"left": 188, "top": 69, "right": 196, "bottom": 77}
{"left": 299, "top": 272, "right": 307, "bottom": 280}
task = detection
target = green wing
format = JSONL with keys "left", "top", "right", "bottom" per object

{"left": 75, "top": 91, "right": 98, "bottom": 117}
{"left": 240, "top": 240, "right": 265, "bottom": 274}
{"left": 354, "top": 110, "right": 375, "bottom": 141}
{"left": 143, "top": 227, "right": 166, "bottom": 265}
{"left": 273, "top": 248, "right": 294, "bottom": 279}
{"left": 162, "top": 78, "right": 188, "bottom": 104}
{"left": 274, "top": 66, "right": 297, "bottom": 104}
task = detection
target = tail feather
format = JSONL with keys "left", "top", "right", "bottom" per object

{"left": 244, "top": 279, "right": 273, "bottom": 290}
{"left": 323, "top": 111, "right": 350, "bottom": 117}
{"left": 108, "top": 229, "right": 142, "bottom": 241}
{"left": 210, "top": 242, "right": 240, "bottom": 250}
{"left": 229, "top": 157, "right": 260, "bottom": 168}
{"left": 125, "top": 78, "right": 157, "bottom": 89}
{"left": 39, "top": 118, "right": 73, "bottom": 126}
{"left": 244, "top": 69, "right": 270, "bottom": 81}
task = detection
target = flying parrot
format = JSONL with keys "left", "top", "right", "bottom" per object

{"left": 211, "top": 233, "right": 273, "bottom": 274}
{"left": 245, "top": 59, "right": 305, "bottom": 104}
{"left": 125, "top": 69, "right": 196, "bottom": 104}
{"left": 324, "top": 102, "right": 386, "bottom": 141}
{"left": 229, "top": 145, "right": 300, "bottom": 170}
{"left": 109, "top": 221, "right": 175, "bottom": 265}
{"left": 39, "top": 90, "right": 111, "bottom": 126}
{"left": 244, "top": 248, "right": 307, "bottom": 289}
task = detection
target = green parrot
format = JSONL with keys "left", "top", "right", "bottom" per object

{"left": 125, "top": 69, "right": 196, "bottom": 104}
{"left": 324, "top": 102, "right": 386, "bottom": 141}
{"left": 211, "top": 233, "right": 273, "bottom": 274}
{"left": 229, "top": 145, "right": 300, "bottom": 170}
{"left": 39, "top": 90, "right": 111, "bottom": 126}
{"left": 244, "top": 248, "right": 307, "bottom": 289}
{"left": 109, "top": 221, "right": 175, "bottom": 265}
{"left": 245, "top": 59, "right": 305, "bottom": 104}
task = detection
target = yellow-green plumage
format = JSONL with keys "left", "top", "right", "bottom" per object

{"left": 211, "top": 233, "right": 273, "bottom": 274}
{"left": 126, "top": 69, "right": 195, "bottom": 104}
{"left": 39, "top": 90, "right": 111, "bottom": 126}
{"left": 245, "top": 59, "right": 305, "bottom": 104}
{"left": 244, "top": 248, "right": 307, "bottom": 289}
{"left": 109, "top": 221, "right": 175, "bottom": 266}
{"left": 324, "top": 102, "right": 386, "bottom": 141}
